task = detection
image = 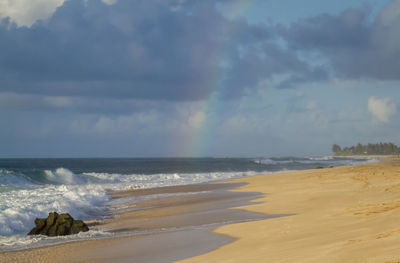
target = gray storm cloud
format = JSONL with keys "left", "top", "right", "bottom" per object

{"left": 281, "top": 1, "right": 400, "bottom": 80}
{"left": 0, "top": 0, "right": 322, "bottom": 103}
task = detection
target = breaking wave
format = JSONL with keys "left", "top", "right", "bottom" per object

{"left": 0, "top": 168, "right": 256, "bottom": 237}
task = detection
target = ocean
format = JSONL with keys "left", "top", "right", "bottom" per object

{"left": 0, "top": 156, "right": 375, "bottom": 251}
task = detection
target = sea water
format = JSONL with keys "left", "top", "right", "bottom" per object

{"left": 0, "top": 157, "right": 376, "bottom": 251}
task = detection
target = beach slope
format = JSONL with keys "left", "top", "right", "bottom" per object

{"left": 178, "top": 158, "right": 400, "bottom": 263}
{"left": 2, "top": 159, "right": 400, "bottom": 262}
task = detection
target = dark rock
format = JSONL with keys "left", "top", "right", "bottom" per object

{"left": 56, "top": 223, "right": 69, "bottom": 236}
{"left": 28, "top": 212, "right": 89, "bottom": 236}
{"left": 47, "top": 223, "right": 58, "bottom": 237}
{"left": 35, "top": 218, "right": 46, "bottom": 229}
{"left": 27, "top": 218, "right": 46, "bottom": 235}
{"left": 40, "top": 212, "right": 57, "bottom": 235}
{"left": 71, "top": 220, "right": 89, "bottom": 234}
{"left": 47, "top": 212, "right": 57, "bottom": 226}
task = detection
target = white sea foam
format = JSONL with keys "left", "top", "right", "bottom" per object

{"left": 0, "top": 168, "right": 256, "bottom": 238}
{"left": 308, "top": 156, "right": 334, "bottom": 161}
{"left": 83, "top": 170, "right": 256, "bottom": 191}
{"left": 0, "top": 183, "right": 108, "bottom": 236}
{"left": 0, "top": 229, "right": 112, "bottom": 252}
{"left": 44, "top": 168, "right": 87, "bottom": 185}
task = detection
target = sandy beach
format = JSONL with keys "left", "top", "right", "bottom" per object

{"left": 179, "top": 157, "right": 400, "bottom": 263}
{"left": 0, "top": 182, "right": 275, "bottom": 262}
{"left": 2, "top": 158, "right": 400, "bottom": 262}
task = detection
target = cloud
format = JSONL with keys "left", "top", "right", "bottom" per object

{"left": 101, "top": 0, "right": 118, "bottom": 5}
{"left": 0, "top": 0, "right": 118, "bottom": 26}
{"left": 281, "top": 0, "right": 400, "bottom": 80}
{"left": 0, "top": 0, "right": 326, "bottom": 102}
{"left": 0, "top": 0, "right": 66, "bottom": 26}
{"left": 368, "top": 96, "right": 397, "bottom": 123}
{"left": 0, "top": 92, "right": 171, "bottom": 115}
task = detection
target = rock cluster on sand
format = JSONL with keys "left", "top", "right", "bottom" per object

{"left": 28, "top": 212, "right": 89, "bottom": 236}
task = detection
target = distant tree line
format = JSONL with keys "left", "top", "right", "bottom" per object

{"left": 332, "top": 143, "right": 400, "bottom": 156}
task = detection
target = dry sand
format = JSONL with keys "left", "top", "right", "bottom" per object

{"left": 178, "top": 157, "right": 400, "bottom": 263}
{"left": 2, "top": 158, "right": 400, "bottom": 262}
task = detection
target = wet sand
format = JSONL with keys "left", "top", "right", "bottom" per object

{"left": 0, "top": 182, "right": 278, "bottom": 262}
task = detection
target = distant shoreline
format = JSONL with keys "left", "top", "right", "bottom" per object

{"left": 333, "top": 154, "right": 399, "bottom": 161}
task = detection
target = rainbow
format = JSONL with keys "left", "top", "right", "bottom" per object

{"left": 175, "top": 1, "right": 254, "bottom": 157}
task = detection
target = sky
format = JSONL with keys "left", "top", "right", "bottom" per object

{"left": 0, "top": 0, "right": 399, "bottom": 158}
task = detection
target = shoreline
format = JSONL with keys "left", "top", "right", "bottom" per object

{"left": 0, "top": 157, "right": 392, "bottom": 262}
{"left": 0, "top": 181, "right": 278, "bottom": 262}
{"left": 1, "top": 156, "right": 368, "bottom": 253}
{"left": 333, "top": 154, "right": 397, "bottom": 159}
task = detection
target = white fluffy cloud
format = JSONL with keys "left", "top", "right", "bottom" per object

{"left": 0, "top": 0, "right": 65, "bottom": 26}
{"left": 368, "top": 96, "right": 397, "bottom": 123}
{"left": 0, "top": 0, "right": 117, "bottom": 26}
